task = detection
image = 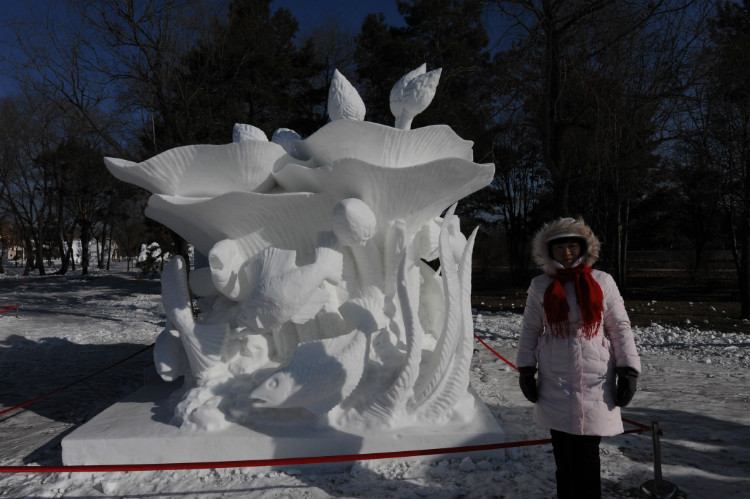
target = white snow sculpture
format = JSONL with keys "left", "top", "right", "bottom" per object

{"left": 104, "top": 67, "right": 495, "bottom": 432}
{"left": 327, "top": 69, "right": 366, "bottom": 122}
{"left": 232, "top": 123, "right": 267, "bottom": 142}
{"left": 389, "top": 63, "right": 442, "bottom": 130}
{"left": 237, "top": 232, "right": 343, "bottom": 333}
{"left": 271, "top": 127, "right": 305, "bottom": 158}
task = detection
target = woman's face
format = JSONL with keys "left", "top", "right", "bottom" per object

{"left": 551, "top": 241, "right": 581, "bottom": 268}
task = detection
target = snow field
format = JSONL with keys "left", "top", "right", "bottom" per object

{"left": 0, "top": 269, "right": 748, "bottom": 498}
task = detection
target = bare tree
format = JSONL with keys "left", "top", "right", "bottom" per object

{"left": 484, "top": 0, "right": 705, "bottom": 219}
{"left": 2, "top": 0, "right": 220, "bottom": 159}
{"left": 3, "top": 2, "right": 128, "bottom": 157}
{"left": 0, "top": 96, "right": 63, "bottom": 275}
{"left": 489, "top": 122, "right": 547, "bottom": 282}
{"left": 72, "top": 0, "right": 221, "bottom": 153}
{"left": 576, "top": 1, "right": 710, "bottom": 285}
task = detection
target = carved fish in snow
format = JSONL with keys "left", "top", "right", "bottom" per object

{"left": 248, "top": 329, "right": 367, "bottom": 415}
{"left": 237, "top": 232, "right": 343, "bottom": 333}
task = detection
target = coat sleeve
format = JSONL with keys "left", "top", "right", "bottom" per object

{"left": 516, "top": 278, "right": 545, "bottom": 368}
{"left": 601, "top": 273, "right": 642, "bottom": 373}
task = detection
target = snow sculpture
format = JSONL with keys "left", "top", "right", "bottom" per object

{"left": 389, "top": 63, "right": 442, "bottom": 130}
{"left": 105, "top": 66, "right": 494, "bottom": 432}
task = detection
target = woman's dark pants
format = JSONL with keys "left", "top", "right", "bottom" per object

{"left": 550, "top": 429, "right": 601, "bottom": 499}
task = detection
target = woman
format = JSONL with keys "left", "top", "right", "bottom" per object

{"left": 516, "top": 217, "right": 641, "bottom": 499}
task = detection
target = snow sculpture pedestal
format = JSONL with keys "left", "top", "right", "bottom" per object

{"left": 62, "top": 379, "right": 504, "bottom": 470}
{"left": 63, "top": 66, "right": 502, "bottom": 468}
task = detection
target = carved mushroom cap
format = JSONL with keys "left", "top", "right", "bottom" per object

{"left": 295, "top": 120, "right": 474, "bottom": 168}
{"left": 146, "top": 191, "right": 336, "bottom": 257}
{"left": 274, "top": 157, "right": 494, "bottom": 245}
{"left": 104, "top": 140, "right": 285, "bottom": 197}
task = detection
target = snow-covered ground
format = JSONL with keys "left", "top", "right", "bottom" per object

{"left": 0, "top": 263, "right": 748, "bottom": 498}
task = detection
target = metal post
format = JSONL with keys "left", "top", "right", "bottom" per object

{"left": 640, "top": 421, "right": 678, "bottom": 498}
{"left": 652, "top": 422, "right": 663, "bottom": 494}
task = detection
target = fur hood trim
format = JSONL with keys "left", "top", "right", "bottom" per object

{"left": 532, "top": 217, "right": 600, "bottom": 275}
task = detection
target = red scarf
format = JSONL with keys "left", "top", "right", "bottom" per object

{"left": 543, "top": 265, "right": 603, "bottom": 339}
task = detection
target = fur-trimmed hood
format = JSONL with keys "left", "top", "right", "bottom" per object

{"left": 532, "top": 217, "right": 600, "bottom": 275}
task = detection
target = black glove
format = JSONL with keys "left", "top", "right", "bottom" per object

{"left": 518, "top": 366, "right": 538, "bottom": 403}
{"left": 614, "top": 366, "right": 638, "bottom": 407}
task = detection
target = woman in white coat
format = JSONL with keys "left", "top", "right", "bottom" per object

{"left": 516, "top": 217, "right": 641, "bottom": 499}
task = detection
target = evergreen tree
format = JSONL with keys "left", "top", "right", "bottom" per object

{"left": 355, "top": 0, "right": 494, "bottom": 151}
{"left": 702, "top": 0, "right": 750, "bottom": 318}
{"left": 151, "top": 0, "right": 325, "bottom": 148}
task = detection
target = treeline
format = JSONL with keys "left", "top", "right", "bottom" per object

{"left": 0, "top": 0, "right": 747, "bottom": 318}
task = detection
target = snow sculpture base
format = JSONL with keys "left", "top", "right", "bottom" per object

{"left": 62, "top": 379, "right": 505, "bottom": 470}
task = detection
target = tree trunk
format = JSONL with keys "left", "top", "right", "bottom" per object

{"left": 106, "top": 235, "right": 112, "bottom": 270}
{"left": 59, "top": 245, "right": 72, "bottom": 275}
{"left": 615, "top": 199, "right": 629, "bottom": 289}
{"left": 504, "top": 217, "right": 530, "bottom": 285}
{"left": 98, "top": 225, "right": 106, "bottom": 269}
{"left": 539, "top": 3, "right": 569, "bottom": 218}
{"left": 740, "top": 158, "right": 750, "bottom": 319}
{"left": 69, "top": 234, "right": 76, "bottom": 272}
{"left": 56, "top": 229, "right": 71, "bottom": 275}
{"left": 551, "top": 173, "right": 571, "bottom": 217}
{"left": 80, "top": 221, "right": 91, "bottom": 275}
{"left": 23, "top": 235, "right": 34, "bottom": 276}
{"left": 622, "top": 200, "right": 630, "bottom": 289}
{"left": 33, "top": 231, "right": 45, "bottom": 276}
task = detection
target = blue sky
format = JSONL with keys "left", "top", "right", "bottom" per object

{"left": 272, "top": 0, "right": 406, "bottom": 32}
{"left": 0, "top": 0, "right": 406, "bottom": 97}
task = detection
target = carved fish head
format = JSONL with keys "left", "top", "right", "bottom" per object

{"left": 249, "top": 370, "right": 295, "bottom": 407}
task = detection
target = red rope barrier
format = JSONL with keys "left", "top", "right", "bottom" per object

{"left": 0, "top": 426, "right": 648, "bottom": 474}
{"left": 621, "top": 417, "right": 654, "bottom": 433}
{"left": 0, "top": 343, "right": 155, "bottom": 417}
{"left": 0, "top": 439, "right": 550, "bottom": 473}
{"left": 474, "top": 333, "right": 517, "bottom": 370}
{"left": 0, "top": 305, "right": 19, "bottom": 315}
{"left": 0, "top": 329, "right": 650, "bottom": 474}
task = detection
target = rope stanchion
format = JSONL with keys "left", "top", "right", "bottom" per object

{"left": 0, "top": 343, "right": 155, "bottom": 417}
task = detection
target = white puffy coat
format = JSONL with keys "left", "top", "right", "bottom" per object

{"left": 516, "top": 218, "right": 641, "bottom": 436}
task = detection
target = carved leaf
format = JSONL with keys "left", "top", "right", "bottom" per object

{"left": 409, "top": 204, "right": 461, "bottom": 408}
